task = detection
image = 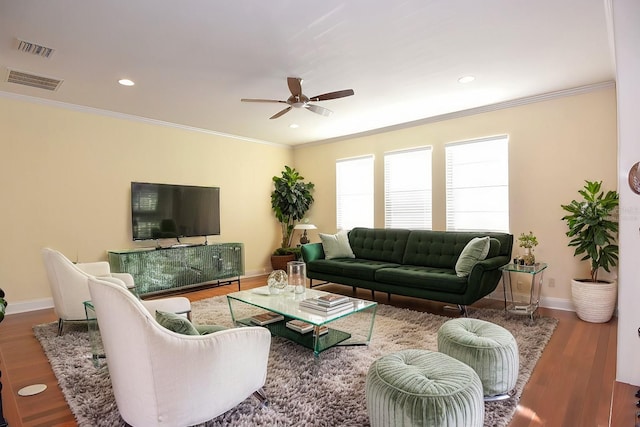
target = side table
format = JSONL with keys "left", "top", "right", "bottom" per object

{"left": 499, "top": 263, "right": 548, "bottom": 321}
{"left": 83, "top": 301, "right": 106, "bottom": 368}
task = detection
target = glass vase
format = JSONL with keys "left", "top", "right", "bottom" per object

{"left": 522, "top": 248, "right": 535, "bottom": 266}
{"left": 287, "top": 261, "right": 307, "bottom": 294}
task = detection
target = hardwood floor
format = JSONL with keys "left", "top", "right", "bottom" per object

{"left": 0, "top": 276, "right": 634, "bottom": 426}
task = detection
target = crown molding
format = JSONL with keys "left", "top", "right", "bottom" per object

{"left": 298, "top": 80, "right": 616, "bottom": 149}
{"left": 2, "top": 80, "right": 615, "bottom": 150}
{"left": 0, "top": 90, "right": 288, "bottom": 148}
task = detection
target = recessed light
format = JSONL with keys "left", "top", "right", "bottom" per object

{"left": 118, "top": 79, "right": 135, "bottom": 86}
{"left": 458, "top": 75, "right": 475, "bottom": 84}
{"left": 289, "top": 124, "right": 299, "bottom": 129}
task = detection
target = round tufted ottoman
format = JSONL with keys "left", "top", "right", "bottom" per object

{"left": 365, "top": 349, "right": 484, "bottom": 427}
{"left": 437, "top": 318, "right": 519, "bottom": 400}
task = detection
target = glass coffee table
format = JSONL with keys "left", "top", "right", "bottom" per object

{"left": 83, "top": 300, "right": 106, "bottom": 368}
{"left": 227, "top": 287, "right": 377, "bottom": 357}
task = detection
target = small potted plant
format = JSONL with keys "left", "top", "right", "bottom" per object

{"left": 270, "top": 166, "right": 314, "bottom": 270}
{"left": 518, "top": 231, "right": 538, "bottom": 265}
{"left": 561, "top": 180, "right": 619, "bottom": 323}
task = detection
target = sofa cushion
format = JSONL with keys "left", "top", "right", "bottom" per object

{"left": 455, "top": 236, "right": 491, "bottom": 277}
{"left": 319, "top": 231, "right": 355, "bottom": 259}
{"left": 375, "top": 266, "right": 468, "bottom": 294}
{"left": 307, "top": 258, "right": 400, "bottom": 281}
{"left": 403, "top": 231, "right": 508, "bottom": 269}
{"left": 348, "top": 228, "right": 411, "bottom": 264}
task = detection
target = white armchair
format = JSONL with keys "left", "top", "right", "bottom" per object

{"left": 41, "top": 248, "right": 191, "bottom": 335}
{"left": 88, "top": 276, "right": 272, "bottom": 427}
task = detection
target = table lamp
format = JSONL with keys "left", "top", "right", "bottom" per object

{"left": 294, "top": 223, "right": 317, "bottom": 244}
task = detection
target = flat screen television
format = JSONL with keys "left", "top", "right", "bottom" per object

{"left": 131, "top": 182, "right": 220, "bottom": 241}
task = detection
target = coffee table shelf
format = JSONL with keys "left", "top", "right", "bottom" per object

{"left": 236, "top": 317, "right": 352, "bottom": 352}
{"left": 227, "top": 287, "right": 377, "bottom": 357}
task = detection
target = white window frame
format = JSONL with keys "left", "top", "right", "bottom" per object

{"left": 445, "top": 135, "right": 509, "bottom": 232}
{"left": 336, "top": 155, "right": 374, "bottom": 230}
{"left": 384, "top": 146, "right": 432, "bottom": 230}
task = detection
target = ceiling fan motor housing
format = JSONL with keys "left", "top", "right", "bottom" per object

{"left": 289, "top": 94, "right": 309, "bottom": 108}
{"left": 241, "top": 77, "right": 354, "bottom": 119}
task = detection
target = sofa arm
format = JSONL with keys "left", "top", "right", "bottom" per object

{"left": 301, "top": 243, "right": 325, "bottom": 263}
{"left": 472, "top": 255, "right": 509, "bottom": 273}
{"left": 465, "top": 255, "right": 510, "bottom": 302}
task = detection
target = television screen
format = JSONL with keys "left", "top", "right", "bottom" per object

{"left": 131, "top": 182, "right": 220, "bottom": 241}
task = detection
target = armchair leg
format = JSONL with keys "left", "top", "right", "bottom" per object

{"left": 253, "top": 387, "right": 269, "bottom": 407}
{"left": 57, "top": 318, "right": 64, "bottom": 336}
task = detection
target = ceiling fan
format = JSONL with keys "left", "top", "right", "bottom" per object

{"left": 241, "top": 77, "right": 354, "bottom": 119}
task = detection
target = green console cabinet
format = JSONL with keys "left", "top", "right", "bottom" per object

{"left": 108, "top": 243, "right": 243, "bottom": 296}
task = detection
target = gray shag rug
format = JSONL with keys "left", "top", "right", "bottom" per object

{"left": 34, "top": 296, "right": 557, "bottom": 427}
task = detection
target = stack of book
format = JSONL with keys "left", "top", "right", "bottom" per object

{"left": 250, "top": 311, "right": 284, "bottom": 326}
{"left": 285, "top": 319, "right": 329, "bottom": 336}
{"left": 285, "top": 319, "right": 314, "bottom": 333}
{"left": 299, "top": 294, "right": 353, "bottom": 316}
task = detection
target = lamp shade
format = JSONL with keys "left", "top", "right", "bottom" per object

{"left": 294, "top": 224, "right": 317, "bottom": 230}
{"left": 294, "top": 224, "right": 317, "bottom": 245}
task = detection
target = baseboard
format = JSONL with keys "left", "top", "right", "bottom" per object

{"left": 539, "top": 296, "right": 574, "bottom": 312}
{"left": 5, "top": 297, "right": 54, "bottom": 315}
{"left": 484, "top": 293, "right": 574, "bottom": 312}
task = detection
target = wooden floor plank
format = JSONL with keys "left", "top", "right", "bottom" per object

{"left": 0, "top": 276, "right": 634, "bottom": 426}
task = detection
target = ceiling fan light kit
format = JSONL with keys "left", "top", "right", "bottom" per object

{"left": 241, "top": 77, "right": 354, "bottom": 119}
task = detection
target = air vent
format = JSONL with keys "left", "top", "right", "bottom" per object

{"left": 6, "top": 69, "right": 63, "bottom": 91}
{"left": 16, "top": 39, "right": 55, "bottom": 58}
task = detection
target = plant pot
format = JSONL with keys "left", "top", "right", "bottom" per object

{"left": 570, "top": 279, "right": 617, "bottom": 323}
{"left": 270, "top": 254, "right": 296, "bottom": 271}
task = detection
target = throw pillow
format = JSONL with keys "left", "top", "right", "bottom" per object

{"left": 455, "top": 236, "right": 491, "bottom": 277}
{"left": 155, "top": 310, "right": 199, "bottom": 335}
{"left": 195, "top": 325, "right": 228, "bottom": 335}
{"left": 319, "top": 231, "right": 355, "bottom": 260}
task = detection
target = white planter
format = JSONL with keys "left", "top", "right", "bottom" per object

{"left": 570, "top": 279, "right": 617, "bottom": 323}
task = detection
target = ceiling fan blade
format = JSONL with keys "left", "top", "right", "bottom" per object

{"left": 309, "top": 89, "right": 354, "bottom": 102}
{"left": 305, "top": 104, "right": 333, "bottom": 117}
{"left": 270, "top": 106, "right": 292, "bottom": 119}
{"left": 241, "top": 98, "right": 287, "bottom": 104}
{"left": 287, "top": 77, "right": 303, "bottom": 97}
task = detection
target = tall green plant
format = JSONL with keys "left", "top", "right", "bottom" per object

{"left": 271, "top": 166, "right": 315, "bottom": 249}
{"left": 560, "top": 180, "right": 619, "bottom": 283}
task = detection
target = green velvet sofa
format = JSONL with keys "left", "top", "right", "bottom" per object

{"left": 300, "top": 228, "right": 513, "bottom": 313}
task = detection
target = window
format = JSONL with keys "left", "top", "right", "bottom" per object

{"left": 336, "top": 155, "right": 374, "bottom": 230}
{"left": 384, "top": 147, "right": 432, "bottom": 229}
{"left": 445, "top": 136, "right": 509, "bottom": 232}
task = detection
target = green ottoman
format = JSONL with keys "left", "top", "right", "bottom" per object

{"left": 437, "top": 318, "right": 519, "bottom": 400}
{"left": 366, "top": 349, "right": 484, "bottom": 427}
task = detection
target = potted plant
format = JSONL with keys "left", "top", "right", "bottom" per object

{"left": 561, "top": 180, "right": 619, "bottom": 323}
{"left": 270, "top": 166, "right": 314, "bottom": 270}
{"left": 518, "top": 231, "right": 538, "bottom": 265}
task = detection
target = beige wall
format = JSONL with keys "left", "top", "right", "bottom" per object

{"left": 0, "top": 87, "right": 618, "bottom": 309}
{"left": 293, "top": 87, "right": 618, "bottom": 304}
{"left": 0, "top": 96, "right": 292, "bottom": 305}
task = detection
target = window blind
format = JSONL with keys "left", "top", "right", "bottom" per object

{"left": 384, "top": 147, "right": 432, "bottom": 229}
{"left": 336, "top": 155, "right": 374, "bottom": 230}
{"left": 445, "top": 136, "right": 509, "bottom": 232}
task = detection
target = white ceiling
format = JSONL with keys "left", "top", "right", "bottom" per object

{"left": 0, "top": 0, "right": 614, "bottom": 146}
